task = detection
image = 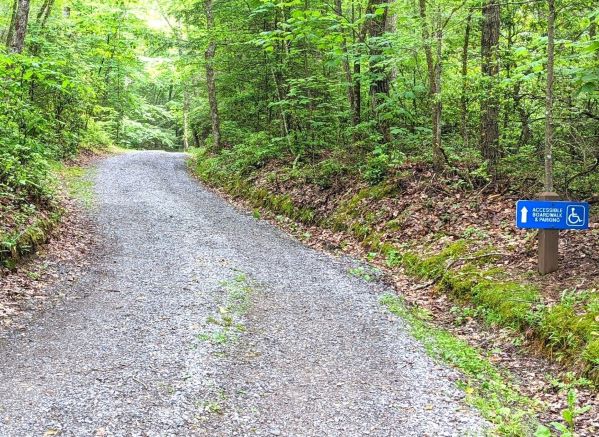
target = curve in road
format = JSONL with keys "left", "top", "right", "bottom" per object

{"left": 0, "top": 151, "right": 487, "bottom": 436}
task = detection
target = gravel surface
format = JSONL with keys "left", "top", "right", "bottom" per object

{"left": 0, "top": 151, "right": 488, "bottom": 436}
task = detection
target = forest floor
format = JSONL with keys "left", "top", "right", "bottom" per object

{"left": 0, "top": 151, "right": 492, "bottom": 436}
{"left": 0, "top": 151, "right": 103, "bottom": 335}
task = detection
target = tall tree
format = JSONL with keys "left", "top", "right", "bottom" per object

{"left": 36, "top": 0, "right": 55, "bottom": 29}
{"left": 352, "top": 0, "right": 362, "bottom": 126}
{"left": 334, "top": 0, "right": 359, "bottom": 128}
{"left": 5, "top": 0, "right": 18, "bottom": 47}
{"left": 460, "top": 10, "right": 472, "bottom": 148}
{"left": 480, "top": 0, "right": 501, "bottom": 178}
{"left": 205, "top": 0, "right": 222, "bottom": 150}
{"left": 419, "top": 0, "right": 444, "bottom": 170}
{"left": 366, "top": 0, "right": 392, "bottom": 144}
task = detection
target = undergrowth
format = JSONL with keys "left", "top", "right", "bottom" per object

{"left": 192, "top": 148, "right": 316, "bottom": 224}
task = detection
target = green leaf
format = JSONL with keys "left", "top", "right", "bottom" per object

{"left": 534, "top": 425, "right": 552, "bottom": 437}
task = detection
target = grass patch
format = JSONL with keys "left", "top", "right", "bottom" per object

{"left": 380, "top": 293, "right": 540, "bottom": 436}
{"left": 198, "top": 273, "right": 254, "bottom": 346}
{"left": 54, "top": 164, "right": 96, "bottom": 208}
{"left": 348, "top": 266, "right": 378, "bottom": 282}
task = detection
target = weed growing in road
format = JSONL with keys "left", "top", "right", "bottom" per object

{"left": 198, "top": 274, "right": 254, "bottom": 346}
{"left": 196, "top": 388, "right": 228, "bottom": 420}
{"left": 203, "top": 400, "right": 224, "bottom": 415}
{"left": 380, "top": 293, "right": 540, "bottom": 436}
{"left": 26, "top": 270, "right": 41, "bottom": 280}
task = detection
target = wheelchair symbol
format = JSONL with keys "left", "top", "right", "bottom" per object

{"left": 566, "top": 205, "right": 585, "bottom": 227}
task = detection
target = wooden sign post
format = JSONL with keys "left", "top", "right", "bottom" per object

{"left": 537, "top": 192, "right": 560, "bottom": 275}
{"left": 516, "top": 196, "right": 590, "bottom": 275}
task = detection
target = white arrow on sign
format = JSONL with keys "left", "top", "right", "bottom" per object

{"left": 521, "top": 206, "right": 528, "bottom": 224}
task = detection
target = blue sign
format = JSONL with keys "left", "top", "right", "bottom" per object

{"left": 516, "top": 200, "right": 590, "bottom": 230}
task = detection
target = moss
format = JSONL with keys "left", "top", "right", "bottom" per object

{"left": 328, "top": 181, "right": 396, "bottom": 229}
{"left": 0, "top": 209, "right": 62, "bottom": 268}
{"left": 381, "top": 238, "right": 598, "bottom": 380}
{"left": 363, "top": 232, "right": 382, "bottom": 250}
{"left": 384, "top": 218, "right": 403, "bottom": 232}
{"left": 402, "top": 241, "right": 469, "bottom": 279}
{"left": 472, "top": 281, "right": 540, "bottom": 329}
{"left": 440, "top": 269, "right": 480, "bottom": 297}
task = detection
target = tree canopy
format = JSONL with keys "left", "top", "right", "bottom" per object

{"left": 0, "top": 0, "right": 597, "bottom": 215}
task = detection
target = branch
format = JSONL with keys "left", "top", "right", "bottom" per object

{"left": 565, "top": 157, "right": 599, "bottom": 197}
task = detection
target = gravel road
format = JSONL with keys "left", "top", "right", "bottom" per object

{"left": 0, "top": 151, "right": 487, "bottom": 436}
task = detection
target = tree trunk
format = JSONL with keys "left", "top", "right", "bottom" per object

{"left": 366, "top": 0, "right": 392, "bottom": 144}
{"left": 183, "top": 86, "right": 191, "bottom": 151}
{"left": 36, "top": 0, "right": 50, "bottom": 22}
{"left": 8, "top": 0, "right": 31, "bottom": 54}
{"left": 352, "top": 1, "right": 361, "bottom": 126}
{"left": 433, "top": 23, "right": 444, "bottom": 167}
{"left": 36, "top": 0, "right": 54, "bottom": 28}
{"left": 353, "top": 59, "right": 361, "bottom": 126}
{"left": 513, "top": 84, "right": 531, "bottom": 148}
{"left": 5, "top": 0, "right": 18, "bottom": 47}
{"left": 480, "top": 0, "right": 501, "bottom": 179}
{"left": 419, "top": 0, "right": 444, "bottom": 170}
{"left": 205, "top": 0, "right": 222, "bottom": 150}
{"left": 193, "top": 128, "right": 201, "bottom": 148}
{"left": 335, "top": 0, "right": 358, "bottom": 127}
{"left": 544, "top": 0, "right": 555, "bottom": 191}
{"left": 386, "top": 0, "right": 398, "bottom": 84}
{"left": 590, "top": 10, "right": 598, "bottom": 61}
{"left": 460, "top": 11, "right": 472, "bottom": 148}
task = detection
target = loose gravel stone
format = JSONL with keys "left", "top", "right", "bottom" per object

{"left": 0, "top": 151, "right": 488, "bottom": 436}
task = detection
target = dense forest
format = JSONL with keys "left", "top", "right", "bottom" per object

{"left": 1, "top": 0, "right": 598, "bottom": 204}
{"left": 179, "top": 0, "right": 598, "bottom": 198}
